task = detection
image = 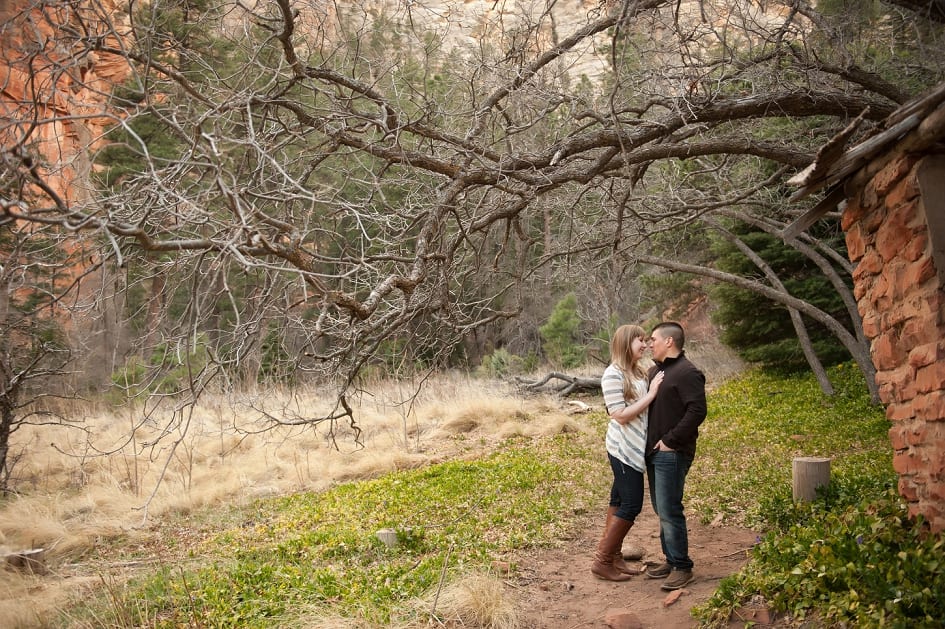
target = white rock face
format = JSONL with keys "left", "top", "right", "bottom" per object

{"left": 327, "top": 0, "right": 617, "bottom": 81}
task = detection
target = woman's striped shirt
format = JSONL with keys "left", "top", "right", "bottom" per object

{"left": 601, "top": 363, "right": 649, "bottom": 472}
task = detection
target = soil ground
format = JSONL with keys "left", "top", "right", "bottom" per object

{"left": 508, "top": 506, "right": 761, "bottom": 628}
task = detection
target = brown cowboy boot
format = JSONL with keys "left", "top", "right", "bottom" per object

{"left": 606, "top": 506, "right": 635, "bottom": 575}
{"left": 591, "top": 513, "right": 633, "bottom": 581}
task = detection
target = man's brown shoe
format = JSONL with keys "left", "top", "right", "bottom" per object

{"left": 644, "top": 562, "right": 671, "bottom": 579}
{"left": 660, "top": 568, "right": 693, "bottom": 591}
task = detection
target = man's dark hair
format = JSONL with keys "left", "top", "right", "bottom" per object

{"left": 652, "top": 321, "right": 685, "bottom": 350}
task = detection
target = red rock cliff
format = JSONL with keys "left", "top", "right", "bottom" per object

{"left": 1, "top": 0, "right": 132, "bottom": 205}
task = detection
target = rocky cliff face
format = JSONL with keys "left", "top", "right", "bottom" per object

{"left": 1, "top": 1, "right": 135, "bottom": 381}
{"left": 354, "top": 0, "right": 614, "bottom": 78}
{"left": 1, "top": 0, "right": 132, "bottom": 204}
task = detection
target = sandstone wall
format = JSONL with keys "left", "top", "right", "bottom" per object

{"left": 843, "top": 153, "right": 945, "bottom": 531}
{"left": 1, "top": 0, "right": 134, "bottom": 381}
{"left": 1, "top": 0, "right": 132, "bottom": 204}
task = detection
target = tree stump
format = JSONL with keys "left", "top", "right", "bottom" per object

{"left": 792, "top": 457, "right": 831, "bottom": 502}
{"left": 376, "top": 528, "right": 398, "bottom": 548}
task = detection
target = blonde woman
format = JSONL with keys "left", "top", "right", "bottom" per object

{"left": 592, "top": 324, "right": 664, "bottom": 581}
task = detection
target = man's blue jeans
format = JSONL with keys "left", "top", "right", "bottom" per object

{"left": 646, "top": 450, "right": 694, "bottom": 570}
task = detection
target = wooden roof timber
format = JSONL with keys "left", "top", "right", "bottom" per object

{"left": 783, "top": 81, "right": 945, "bottom": 240}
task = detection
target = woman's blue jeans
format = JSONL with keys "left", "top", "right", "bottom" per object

{"left": 607, "top": 453, "right": 644, "bottom": 522}
{"left": 646, "top": 450, "right": 694, "bottom": 570}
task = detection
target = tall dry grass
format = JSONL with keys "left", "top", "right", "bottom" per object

{"left": 0, "top": 371, "right": 591, "bottom": 628}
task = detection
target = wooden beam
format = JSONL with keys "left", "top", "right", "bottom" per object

{"left": 782, "top": 186, "right": 845, "bottom": 241}
{"left": 787, "top": 112, "right": 867, "bottom": 192}
{"left": 789, "top": 114, "right": 922, "bottom": 202}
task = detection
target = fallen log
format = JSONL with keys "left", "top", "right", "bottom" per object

{"left": 515, "top": 372, "right": 602, "bottom": 396}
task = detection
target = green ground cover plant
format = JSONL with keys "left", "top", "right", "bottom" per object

{"left": 692, "top": 366, "right": 945, "bottom": 628}
{"left": 705, "top": 487, "right": 945, "bottom": 627}
{"left": 68, "top": 363, "right": 943, "bottom": 628}
{"left": 74, "top": 437, "right": 608, "bottom": 627}
{"left": 687, "top": 363, "right": 893, "bottom": 528}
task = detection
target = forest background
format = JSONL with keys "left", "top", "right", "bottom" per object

{"left": 1, "top": 0, "right": 944, "bottom": 626}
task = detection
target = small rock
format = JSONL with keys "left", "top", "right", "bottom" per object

{"left": 621, "top": 545, "right": 645, "bottom": 560}
{"left": 733, "top": 604, "right": 774, "bottom": 625}
{"left": 662, "top": 588, "right": 687, "bottom": 607}
{"left": 603, "top": 608, "right": 643, "bottom": 629}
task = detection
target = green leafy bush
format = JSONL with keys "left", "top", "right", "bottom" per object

{"left": 110, "top": 356, "right": 148, "bottom": 391}
{"left": 477, "top": 348, "right": 527, "bottom": 377}
{"left": 538, "top": 293, "right": 586, "bottom": 368}
{"left": 690, "top": 364, "right": 944, "bottom": 628}
{"left": 109, "top": 338, "right": 210, "bottom": 399}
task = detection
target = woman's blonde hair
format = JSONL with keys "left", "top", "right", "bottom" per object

{"left": 609, "top": 324, "right": 648, "bottom": 401}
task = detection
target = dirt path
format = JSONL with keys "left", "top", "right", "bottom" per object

{"left": 508, "top": 507, "right": 760, "bottom": 628}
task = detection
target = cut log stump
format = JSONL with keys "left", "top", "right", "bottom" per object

{"left": 792, "top": 456, "right": 831, "bottom": 502}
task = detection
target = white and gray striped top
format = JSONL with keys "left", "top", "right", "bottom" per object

{"left": 601, "top": 363, "right": 649, "bottom": 473}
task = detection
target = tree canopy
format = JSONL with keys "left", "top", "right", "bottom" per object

{"left": 2, "top": 0, "right": 943, "bottom": 434}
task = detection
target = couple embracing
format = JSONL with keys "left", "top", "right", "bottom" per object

{"left": 593, "top": 322, "right": 707, "bottom": 592}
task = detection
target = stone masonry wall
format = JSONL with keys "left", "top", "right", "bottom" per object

{"left": 842, "top": 153, "right": 945, "bottom": 532}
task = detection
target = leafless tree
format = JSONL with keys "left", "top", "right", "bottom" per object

{"left": 1, "top": 0, "right": 942, "bottom": 446}
{"left": 0, "top": 220, "right": 80, "bottom": 488}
